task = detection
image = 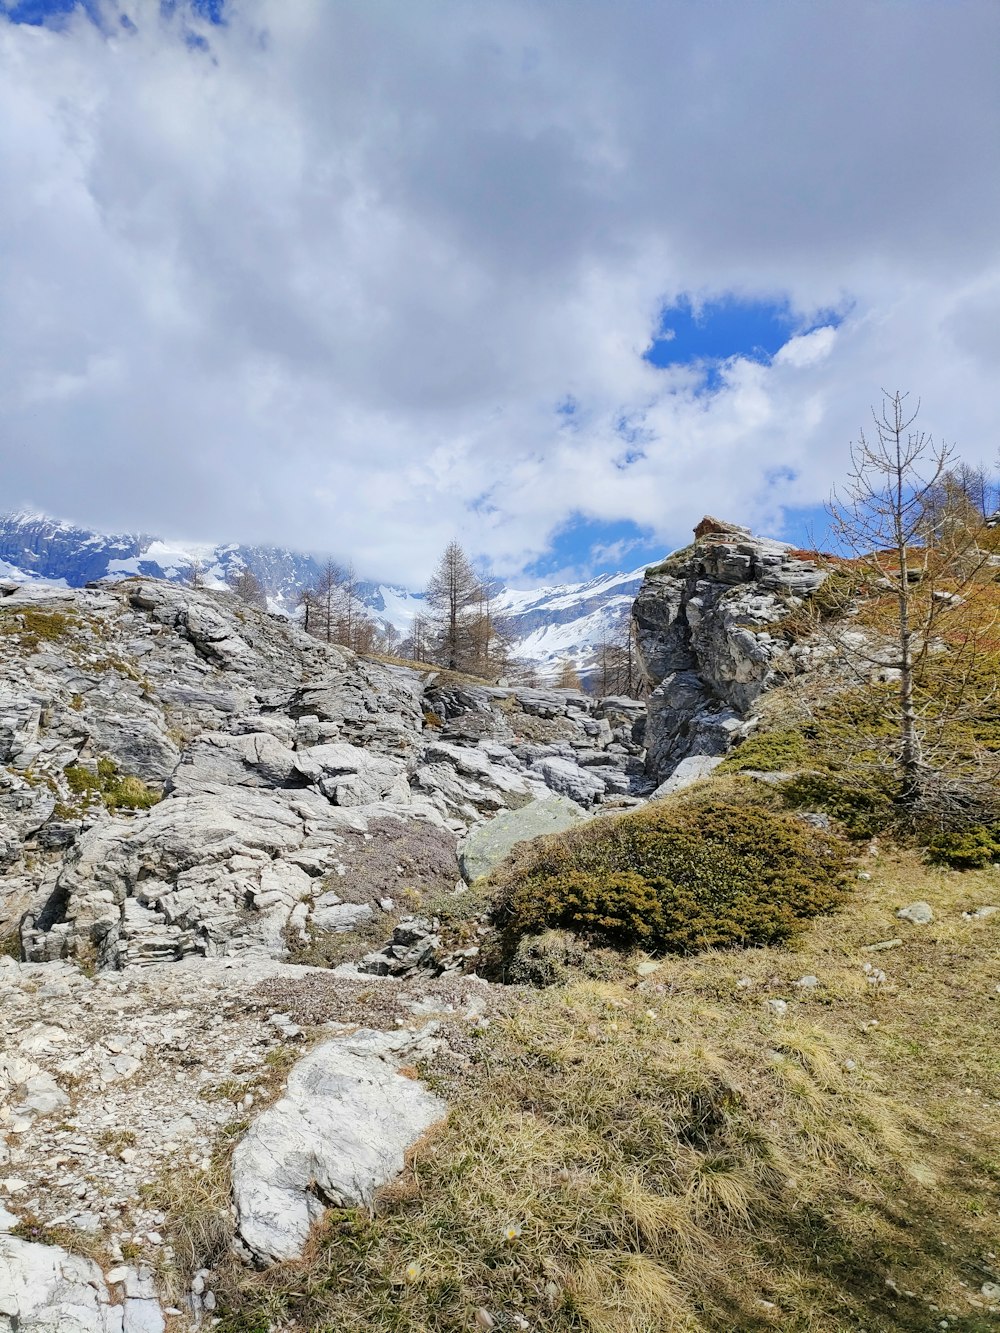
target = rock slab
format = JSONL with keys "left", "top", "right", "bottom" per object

{"left": 0, "top": 1234, "right": 130, "bottom": 1332}
{"left": 458, "top": 795, "right": 590, "bottom": 883}
{"left": 232, "top": 1033, "right": 447, "bottom": 1263}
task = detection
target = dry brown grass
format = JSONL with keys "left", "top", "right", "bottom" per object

{"left": 199, "top": 850, "right": 1000, "bottom": 1332}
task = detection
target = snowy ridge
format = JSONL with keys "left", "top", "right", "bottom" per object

{"left": 0, "top": 512, "right": 650, "bottom": 677}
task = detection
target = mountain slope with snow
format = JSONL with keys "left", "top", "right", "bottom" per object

{"left": 0, "top": 512, "right": 649, "bottom": 676}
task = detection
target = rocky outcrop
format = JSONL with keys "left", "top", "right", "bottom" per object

{"left": 232, "top": 1026, "right": 446, "bottom": 1263}
{"left": 634, "top": 520, "right": 827, "bottom": 782}
{"left": 0, "top": 579, "right": 648, "bottom": 969}
{"left": 0, "top": 574, "right": 656, "bottom": 1317}
{"left": 0, "top": 1229, "right": 164, "bottom": 1332}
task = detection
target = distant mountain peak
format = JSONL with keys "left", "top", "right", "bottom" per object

{"left": 0, "top": 511, "right": 652, "bottom": 678}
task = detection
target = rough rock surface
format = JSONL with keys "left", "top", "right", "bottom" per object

{"left": 650, "top": 755, "right": 726, "bottom": 799}
{"left": 0, "top": 579, "right": 647, "bottom": 967}
{"left": 458, "top": 795, "right": 591, "bottom": 883}
{"left": 0, "top": 949, "right": 494, "bottom": 1323}
{"left": 633, "top": 519, "right": 828, "bottom": 781}
{"left": 233, "top": 1026, "right": 446, "bottom": 1263}
{"left": 0, "top": 575, "right": 656, "bottom": 1320}
{"left": 0, "top": 1230, "right": 134, "bottom": 1332}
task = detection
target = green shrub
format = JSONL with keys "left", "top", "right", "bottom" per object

{"left": 0, "top": 606, "right": 78, "bottom": 652}
{"left": 514, "top": 869, "right": 662, "bottom": 945}
{"left": 926, "top": 826, "right": 1000, "bottom": 870}
{"left": 0, "top": 931, "right": 21, "bottom": 960}
{"left": 719, "top": 729, "right": 809, "bottom": 773}
{"left": 491, "top": 794, "right": 847, "bottom": 968}
{"left": 780, "top": 769, "right": 897, "bottom": 839}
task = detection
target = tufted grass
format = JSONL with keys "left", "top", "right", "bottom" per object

{"left": 202, "top": 851, "right": 1000, "bottom": 1332}
{"left": 63, "top": 757, "right": 161, "bottom": 812}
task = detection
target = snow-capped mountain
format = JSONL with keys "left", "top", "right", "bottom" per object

{"left": 0, "top": 512, "right": 648, "bottom": 677}
{"left": 0, "top": 512, "right": 324, "bottom": 610}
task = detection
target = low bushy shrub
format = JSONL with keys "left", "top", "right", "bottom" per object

{"left": 491, "top": 792, "right": 847, "bottom": 967}
{"left": 719, "top": 728, "right": 809, "bottom": 773}
{"left": 780, "top": 769, "right": 897, "bottom": 839}
{"left": 926, "top": 826, "right": 1000, "bottom": 869}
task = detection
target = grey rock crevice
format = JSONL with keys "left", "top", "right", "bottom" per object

{"left": 633, "top": 518, "right": 827, "bottom": 782}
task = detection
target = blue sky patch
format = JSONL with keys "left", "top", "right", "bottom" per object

{"left": 645, "top": 295, "right": 796, "bottom": 373}
{"left": 2, "top": 0, "right": 224, "bottom": 24}
{"left": 2, "top": 0, "right": 95, "bottom": 23}
{"left": 523, "top": 516, "right": 664, "bottom": 581}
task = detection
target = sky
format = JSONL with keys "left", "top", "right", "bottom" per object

{"left": 0, "top": 1, "right": 998, "bottom": 586}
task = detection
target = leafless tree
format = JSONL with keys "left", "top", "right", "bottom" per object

{"left": 401, "top": 613, "right": 430, "bottom": 663}
{"left": 828, "top": 389, "right": 997, "bottom": 809}
{"left": 555, "top": 658, "right": 584, "bottom": 690}
{"left": 595, "top": 616, "right": 648, "bottom": 699}
{"left": 228, "top": 567, "right": 267, "bottom": 610}
{"left": 426, "top": 541, "right": 483, "bottom": 671}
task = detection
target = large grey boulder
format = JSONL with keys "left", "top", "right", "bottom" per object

{"left": 0, "top": 1232, "right": 154, "bottom": 1332}
{"left": 530, "top": 755, "right": 607, "bottom": 806}
{"left": 651, "top": 754, "right": 726, "bottom": 798}
{"left": 458, "top": 795, "right": 590, "bottom": 882}
{"left": 412, "top": 741, "right": 549, "bottom": 828}
{"left": 232, "top": 1031, "right": 446, "bottom": 1264}
{"left": 167, "top": 730, "right": 300, "bottom": 794}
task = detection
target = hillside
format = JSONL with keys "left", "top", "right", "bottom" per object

{"left": 0, "top": 512, "right": 644, "bottom": 683}
{"left": 1, "top": 517, "right": 999, "bottom": 1332}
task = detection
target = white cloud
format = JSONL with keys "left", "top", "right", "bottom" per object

{"left": 0, "top": 0, "right": 998, "bottom": 581}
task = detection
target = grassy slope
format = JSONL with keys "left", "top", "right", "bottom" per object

{"left": 213, "top": 847, "right": 1000, "bottom": 1332}
{"left": 197, "top": 556, "right": 1000, "bottom": 1331}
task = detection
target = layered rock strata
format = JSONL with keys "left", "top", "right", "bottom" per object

{"left": 633, "top": 518, "right": 827, "bottom": 782}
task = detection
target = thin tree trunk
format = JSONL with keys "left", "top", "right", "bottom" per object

{"left": 894, "top": 425, "right": 923, "bottom": 799}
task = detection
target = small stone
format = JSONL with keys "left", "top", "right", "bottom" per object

{"left": 107, "top": 1265, "right": 129, "bottom": 1284}
{"left": 765, "top": 999, "right": 788, "bottom": 1017}
{"left": 842, "top": 1059, "right": 857, "bottom": 1072}
{"left": 897, "top": 900, "right": 933, "bottom": 925}
{"left": 736, "top": 977, "right": 753, "bottom": 989}
{"left": 857, "top": 871, "right": 872, "bottom": 881}
{"left": 862, "top": 938, "right": 902, "bottom": 952}
{"left": 120, "top": 1148, "right": 137, "bottom": 1163}
{"left": 793, "top": 975, "right": 819, "bottom": 989}
{"left": 981, "top": 1281, "right": 1000, "bottom": 1301}
{"left": 636, "top": 960, "right": 662, "bottom": 978}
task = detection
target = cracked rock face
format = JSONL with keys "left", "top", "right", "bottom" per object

{"left": 633, "top": 520, "right": 828, "bottom": 781}
{"left": 0, "top": 574, "right": 656, "bottom": 1322}
{"left": 0, "top": 578, "right": 649, "bottom": 968}
{"left": 0, "top": 1232, "right": 126, "bottom": 1332}
{"left": 232, "top": 1026, "right": 447, "bottom": 1263}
